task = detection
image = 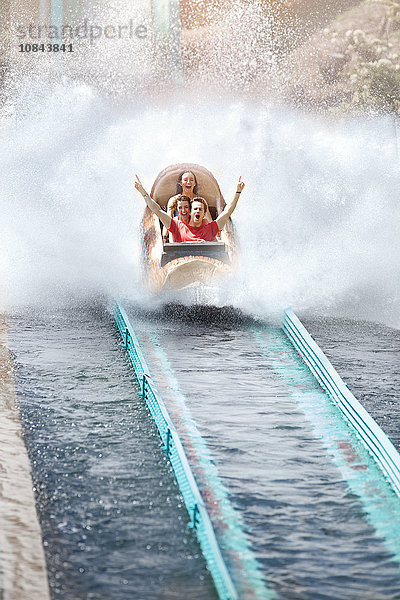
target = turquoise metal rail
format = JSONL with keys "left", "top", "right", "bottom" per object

{"left": 282, "top": 308, "right": 400, "bottom": 497}
{"left": 51, "top": 0, "right": 63, "bottom": 43}
{"left": 114, "top": 302, "right": 238, "bottom": 600}
{"left": 152, "top": 0, "right": 180, "bottom": 37}
{"left": 151, "top": 0, "right": 183, "bottom": 79}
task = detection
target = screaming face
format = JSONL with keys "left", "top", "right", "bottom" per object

{"left": 181, "top": 172, "right": 196, "bottom": 195}
{"left": 177, "top": 199, "right": 190, "bottom": 224}
{"left": 191, "top": 200, "right": 205, "bottom": 225}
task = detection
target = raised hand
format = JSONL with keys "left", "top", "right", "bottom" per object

{"left": 236, "top": 176, "right": 245, "bottom": 194}
{"left": 134, "top": 174, "right": 146, "bottom": 196}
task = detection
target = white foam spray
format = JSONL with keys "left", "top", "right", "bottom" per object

{"left": 1, "top": 75, "right": 399, "bottom": 326}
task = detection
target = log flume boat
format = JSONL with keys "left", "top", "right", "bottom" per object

{"left": 141, "top": 163, "right": 238, "bottom": 294}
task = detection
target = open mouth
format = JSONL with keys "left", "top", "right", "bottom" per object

{"left": 194, "top": 213, "right": 201, "bottom": 221}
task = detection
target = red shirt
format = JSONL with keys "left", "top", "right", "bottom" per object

{"left": 169, "top": 219, "right": 219, "bottom": 242}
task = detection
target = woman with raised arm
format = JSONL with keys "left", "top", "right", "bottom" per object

{"left": 163, "top": 170, "right": 211, "bottom": 241}
{"left": 135, "top": 175, "right": 244, "bottom": 243}
{"left": 163, "top": 194, "right": 191, "bottom": 242}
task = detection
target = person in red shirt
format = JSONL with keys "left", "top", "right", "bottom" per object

{"left": 163, "top": 194, "right": 191, "bottom": 242}
{"left": 168, "top": 197, "right": 219, "bottom": 242}
{"left": 134, "top": 175, "right": 244, "bottom": 242}
{"left": 162, "top": 172, "right": 212, "bottom": 240}
{"left": 169, "top": 195, "right": 191, "bottom": 224}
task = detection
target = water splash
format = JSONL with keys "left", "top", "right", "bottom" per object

{"left": 1, "top": 77, "right": 399, "bottom": 326}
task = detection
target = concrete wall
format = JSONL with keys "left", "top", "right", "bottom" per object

{"left": 0, "top": 317, "right": 50, "bottom": 600}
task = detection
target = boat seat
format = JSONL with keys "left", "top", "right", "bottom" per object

{"left": 161, "top": 242, "right": 230, "bottom": 267}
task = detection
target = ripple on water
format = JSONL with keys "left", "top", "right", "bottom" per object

{"left": 8, "top": 307, "right": 217, "bottom": 600}
{"left": 129, "top": 307, "right": 400, "bottom": 600}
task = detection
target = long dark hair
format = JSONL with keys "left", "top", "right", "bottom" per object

{"left": 176, "top": 171, "right": 198, "bottom": 195}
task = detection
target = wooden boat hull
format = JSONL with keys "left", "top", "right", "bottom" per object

{"left": 162, "top": 256, "right": 231, "bottom": 291}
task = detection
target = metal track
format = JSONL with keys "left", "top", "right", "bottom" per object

{"left": 114, "top": 302, "right": 238, "bottom": 600}
{"left": 283, "top": 308, "right": 400, "bottom": 497}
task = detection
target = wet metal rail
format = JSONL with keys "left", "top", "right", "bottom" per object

{"left": 114, "top": 302, "right": 238, "bottom": 600}
{"left": 283, "top": 308, "right": 400, "bottom": 497}
{"left": 114, "top": 301, "right": 400, "bottom": 599}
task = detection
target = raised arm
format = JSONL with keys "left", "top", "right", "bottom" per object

{"left": 134, "top": 174, "right": 172, "bottom": 230}
{"left": 163, "top": 197, "right": 177, "bottom": 241}
{"left": 215, "top": 177, "right": 245, "bottom": 231}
